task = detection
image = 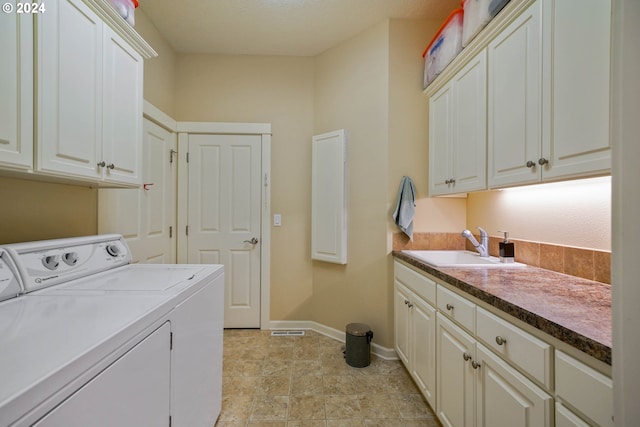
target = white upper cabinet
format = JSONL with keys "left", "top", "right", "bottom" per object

{"left": 429, "top": 0, "right": 612, "bottom": 191}
{"left": 429, "top": 50, "right": 487, "bottom": 196}
{"left": 37, "top": 0, "right": 144, "bottom": 187}
{"left": 487, "top": 0, "right": 611, "bottom": 188}
{"left": 38, "top": 0, "right": 104, "bottom": 181}
{"left": 542, "top": 0, "right": 611, "bottom": 180}
{"left": 487, "top": 0, "right": 542, "bottom": 187}
{"left": 102, "top": 26, "right": 144, "bottom": 185}
{"left": 0, "top": 0, "right": 154, "bottom": 186}
{"left": 0, "top": 8, "right": 33, "bottom": 171}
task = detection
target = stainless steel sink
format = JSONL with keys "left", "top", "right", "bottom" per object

{"left": 403, "top": 250, "right": 526, "bottom": 268}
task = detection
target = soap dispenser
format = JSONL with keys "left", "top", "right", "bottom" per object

{"left": 498, "top": 230, "right": 515, "bottom": 263}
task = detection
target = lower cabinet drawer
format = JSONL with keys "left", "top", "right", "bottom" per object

{"left": 476, "top": 307, "right": 552, "bottom": 387}
{"left": 436, "top": 285, "right": 476, "bottom": 332}
{"left": 555, "top": 351, "right": 613, "bottom": 427}
{"left": 394, "top": 261, "right": 437, "bottom": 305}
{"left": 555, "top": 402, "right": 591, "bottom": 427}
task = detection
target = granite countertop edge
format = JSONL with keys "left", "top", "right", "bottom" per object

{"left": 393, "top": 251, "right": 611, "bottom": 365}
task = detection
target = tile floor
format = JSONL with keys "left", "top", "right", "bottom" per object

{"left": 215, "top": 329, "right": 441, "bottom": 427}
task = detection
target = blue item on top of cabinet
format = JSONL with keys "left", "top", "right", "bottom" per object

{"left": 422, "top": 8, "right": 464, "bottom": 88}
{"left": 462, "top": 0, "right": 511, "bottom": 47}
{"left": 489, "top": 0, "right": 510, "bottom": 16}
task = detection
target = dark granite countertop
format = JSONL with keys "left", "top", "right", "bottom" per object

{"left": 393, "top": 251, "right": 612, "bottom": 365}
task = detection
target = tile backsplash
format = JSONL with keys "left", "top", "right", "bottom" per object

{"left": 393, "top": 232, "right": 611, "bottom": 285}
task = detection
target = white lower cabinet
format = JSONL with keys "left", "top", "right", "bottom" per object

{"left": 436, "top": 312, "right": 552, "bottom": 427}
{"left": 394, "top": 262, "right": 437, "bottom": 408}
{"left": 555, "top": 351, "right": 613, "bottom": 427}
{"left": 555, "top": 403, "right": 591, "bottom": 427}
{"left": 394, "top": 259, "right": 611, "bottom": 427}
{"left": 476, "top": 343, "right": 552, "bottom": 427}
{"left": 436, "top": 313, "right": 476, "bottom": 427}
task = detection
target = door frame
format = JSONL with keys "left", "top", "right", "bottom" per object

{"left": 176, "top": 122, "right": 271, "bottom": 330}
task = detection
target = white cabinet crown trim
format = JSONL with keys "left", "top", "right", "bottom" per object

{"left": 82, "top": 0, "right": 157, "bottom": 58}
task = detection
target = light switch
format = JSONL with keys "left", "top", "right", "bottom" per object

{"left": 273, "top": 214, "right": 282, "bottom": 226}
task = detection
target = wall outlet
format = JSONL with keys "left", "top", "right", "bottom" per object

{"left": 273, "top": 214, "right": 282, "bottom": 226}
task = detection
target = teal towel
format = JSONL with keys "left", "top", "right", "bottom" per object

{"left": 392, "top": 176, "right": 416, "bottom": 240}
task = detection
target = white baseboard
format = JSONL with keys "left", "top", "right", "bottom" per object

{"left": 267, "top": 320, "right": 398, "bottom": 360}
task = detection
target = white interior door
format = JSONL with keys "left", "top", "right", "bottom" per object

{"left": 99, "top": 117, "right": 177, "bottom": 263}
{"left": 186, "top": 133, "right": 262, "bottom": 328}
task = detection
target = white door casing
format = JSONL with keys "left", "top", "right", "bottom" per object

{"left": 181, "top": 126, "right": 268, "bottom": 329}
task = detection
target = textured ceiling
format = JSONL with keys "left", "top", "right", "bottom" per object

{"left": 138, "top": 0, "right": 460, "bottom": 56}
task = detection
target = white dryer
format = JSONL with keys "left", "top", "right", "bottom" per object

{"left": 0, "top": 235, "right": 224, "bottom": 427}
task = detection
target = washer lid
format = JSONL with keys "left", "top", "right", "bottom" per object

{"left": 0, "top": 249, "right": 23, "bottom": 302}
{"left": 0, "top": 293, "right": 170, "bottom": 427}
{"left": 38, "top": 264, "right": 223, "bottom": 294}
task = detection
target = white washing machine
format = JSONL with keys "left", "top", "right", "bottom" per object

{"left": 0, "top": 235, "right": 224, "bottom": 427}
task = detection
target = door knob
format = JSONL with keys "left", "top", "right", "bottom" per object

{"left": 243, "top": 237, "right": 259, "bottom": 245}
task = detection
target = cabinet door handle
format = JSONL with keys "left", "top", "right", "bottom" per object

{"left": 407, "top": 302, "right": 414, "bottom": 308}
{"left": 463, "top": 352, "right": 471, "bottom": 362}
{"left": 446, "top": 303, "right": 454, "bottom": 311}
{"left": 495, "top": 336, "right": 507, "bottom": 346}
{"left": 445, "top": 179, "right": 450, "bottom": 184}
{"left": 106, "top": 163, "right": 115, "bottom": 170}
{"left": 471, "top": 360, "right": 481, "bottom": 369}
{"left": 526, "top": 160, "right": 536, "bottom": 168}
{"left": 404, "top": 300, "right": 410, "bottom": 305}
{"left": 538, "top": 157, "right": 549, "bottom": 166}
{"left": 97, "top": 161, "right": 106, "bottom": 167}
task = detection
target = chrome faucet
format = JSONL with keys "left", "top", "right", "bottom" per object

{"left": 462, "top": 227, "right": 489, "bottom": 257}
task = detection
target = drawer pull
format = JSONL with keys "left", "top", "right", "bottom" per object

{"left": 471, "top": 360, "right": 481, "bottom": 369}
{"left": 446, "top": 303, "right": 454, "bottom": 311}
{"left": 495, "top": 336, "right": 507, "bottom": 346}
{"left": 463, "top": 352, "right": 471, "bottom": 362}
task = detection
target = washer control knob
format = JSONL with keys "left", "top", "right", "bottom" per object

{"left": 106, "top": 244, "right": 121, "bottom": 257}
{"left": 62, "top": 252, "right": 79, "bottom": 266}
{"left": 42, "top": 255, "right": 60, "bottom": 270}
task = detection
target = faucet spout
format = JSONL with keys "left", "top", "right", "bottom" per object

{"left": 462, "top": 227, "right": 489, "bottom": 257}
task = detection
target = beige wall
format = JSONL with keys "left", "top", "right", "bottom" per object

{"left": 174, "top": 53, "right": 317, "bottom": 322}
{"left": 387, "top": 19, "right": 467, "bottom": 239}
{"left": 0, "top": 177, "right": 97, "bottom": 244}
{"left": 313, "top": 20, "right": 391, "bottom": 345}
{"left": 135, "top": 9, "right": 177, "bottom": 117}
{"left": 172, "top": 20, "right": 467, "bottom": 348}
{"left": 466, "top": 177, "right": 611, "bottom": 251}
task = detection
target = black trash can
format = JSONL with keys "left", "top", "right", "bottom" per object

{"left": 345, "top": 323, "right": 373, "bottom": 368}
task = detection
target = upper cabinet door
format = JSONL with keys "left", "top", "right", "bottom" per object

{"left": 37, "top": 0, "right": 103, "bottom": 181}
{"left": 0, "top": 9, "right": 33, "bottom": 171}
{"left": 102, "top": 26, "right": 143, "bottom": 185}
{"left": 487, "top": 0, "right": 542, "bottom": 188}
{"left": 428, "top": 83, "right": 453, "bottom": 196}
{"left": 429, "top": 49, "right": 487, "bottom": 197}
{"left": 543, "top": 0, "right": 611, "bottom": 180}
{"left": 451, "top": 50, "right": 487, "bottom": 194}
